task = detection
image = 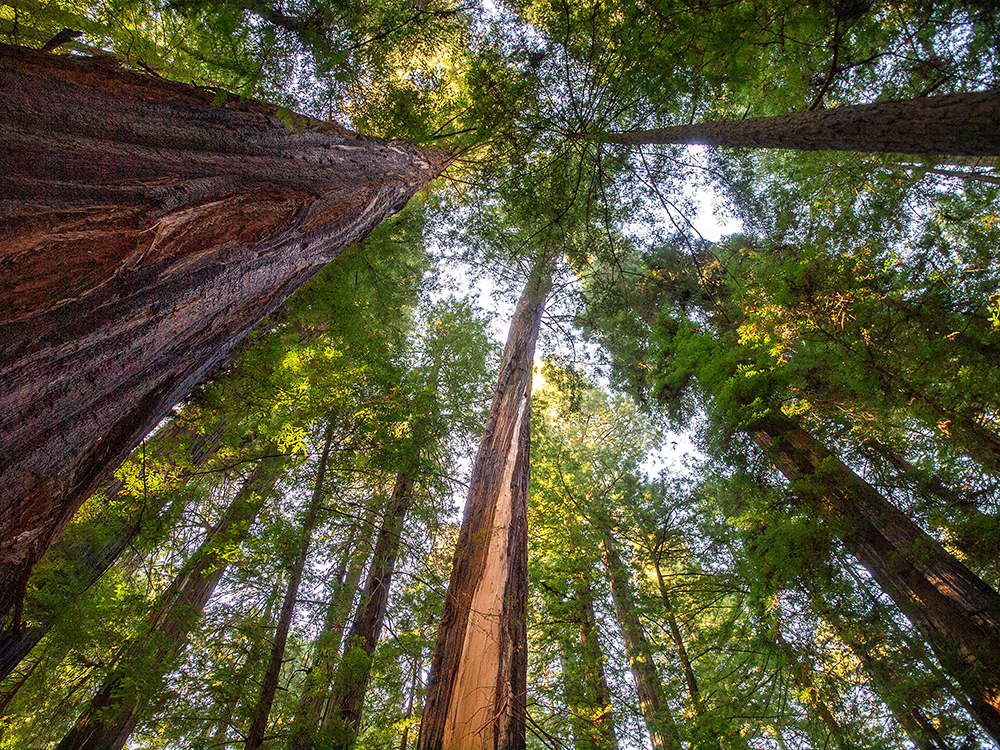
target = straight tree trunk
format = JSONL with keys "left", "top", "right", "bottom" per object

{"left": 245, "top": 424, "right": 335, "bottom": 750}
{"left": 0, "top": 42, "right": 446, "bottom": 623}
{"left": 56, "top": 455, "right": 288, "bottom": 750}
{"left": 586, "top": 91, "right": 1000, "bottom": 155}
{"left": 600, "top": 534, "right": 680, "bottom": 750}
{"left": 0, "top": 418, "right": 225, "bottom": 682}
{"left": 751, "top": 413, "right": 1000, "bottom": 744}
{"left": 563, "top": 577, "right": 619, "bottom": 750}
{"left": 288, "top": 503, "right": 379, "bottom": 749}
{"left": 323, "top": 471, "right": 416, "bottom": 744}
{"left": 418, "top": 253, "right": 557, "bottom": 750}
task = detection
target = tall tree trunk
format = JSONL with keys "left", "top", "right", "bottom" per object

{"left": 751, "top": 413, "right": 1000, "bottom": 744}
{"left": 0, "top": 42, "right": 446, "bottom": 622}
{"left": 56, "top": 455, "right": 287, "bottom": 750}
{"left": 418, "top": 253, "right": 557, "bottom": 750}
{"left": 245, "top": 424, "right": 335, "bottom": 750}
{"left": 399, "top": 646, "right": 425, "bottom": 750}
{"left": 324, "top": 471, "right": 416, "bottom": 744}
{"left": 600, "top": 534, "right": 680, "bottom": 750}
{"left": 288, "top": 503, "right": 379, "bottom": 750}
{"left": 586, "top": 91, "right": 1000, "bottom": 155}
{"left": 0, "top": 418, "right": 225, "bottom": 682}
{"left": 564, "top": 577, "right": 619, "bottom": 750}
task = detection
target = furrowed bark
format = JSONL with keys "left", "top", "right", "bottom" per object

{"left": 56, "top": 455, "right": 288, "bottom": 750}
{"left": 418, "top": 253, "right": 557, "bottom": 750}
{"left": 324, "top": 470, "right": 416, "bottom": 743}
{"left": 586, "top": 91, "right": 1000, "bottom": 155}
{"left": 245, "top": 424, "right": 334, "bottom": 750}
{"left": 0, "top": 418, "right": 224, "bottom": 682}
{"left": 600, "top": 534, "right": 679, "bottom": 750}
{"left": 0, "top": 42, "right": 447, "bottom": 623}
{"left": 752, "top": 414, "right": 1000, "bottom": 745}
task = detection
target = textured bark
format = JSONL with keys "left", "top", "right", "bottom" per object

{"left": 324, "top": 471, "right": 416, "bottom": 742}
{"left": 752, "top": 414, "right": 1000, "bottom": 745}
{"left": 56, "top": 456, "right": 287, "bottom": 750}
{"left": 418, "top": 254, "right": 557, "bottom": 750}
{"left": 0, "top": 42, "right": 446, "bottom": 623}
{"left": 600, "top": 535, "right": 679, "bottom": 750}
{"left": 588, "top": 91, "right": 1000, "bottom": 155}
{"left": 288, "top": 504, "right": 378, "bottom": 750}
{"left": 0, "top": 418, "right": 224, "bottom": 683}
{"left": 245, "top": 424, "right": 334, "bottom": 750}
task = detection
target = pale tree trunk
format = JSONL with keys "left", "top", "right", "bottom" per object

{"left": 0, "top": 43, "right": 446, "bottom": 623}
{"left": 599, "top": 534, "right": 680, "bottom": 750}
{"left": 324, "top": 471, "right": 416, "bottom": 742}
{"left": 0, "top": 418, "right": 225, "bottom": 683}
{"left": 56, "top": 455, "right": 288, "bottom": 750}
{"left": 751, "top": 414, "right": 1000, "bottom": 744}
{"left": 288, "top": 503, "right": 379, "bottom": 750}
{"left": 245, "top": 424, "right": 335, "bottom": 750}
{"left": 586, "top": 92, "right": 1000, "bottom": 155}
{"left": 418, "top": 253, "right": 557, "bottom": 750}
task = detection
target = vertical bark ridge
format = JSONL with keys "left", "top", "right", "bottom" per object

{"left": 419, "top": 253, "right": 557, "bottom": 750}
{"left": 0, "top": 42, "right": 447, "bottom": 623}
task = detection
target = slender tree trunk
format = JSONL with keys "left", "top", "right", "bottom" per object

{"left": 586, "top": 91, "right": 1000, "bottom": 155}
{"left": 567, "top": 578, "right": 619, "bottom": 750}
{"left": 56, "top": 455, "right": 287, "bottom": 750}
{"left": 418, "top": 253, "right": 557, "bottom": 750}
{"left": 0, "top": 418, "right": 225, "bottom": 682}
{"left": 400, "top": 647, "right": 425, "bottom": 750}
{"left": 650, "top": 556, "right": 709, "bottom": 725}
{"left": 245, "top": 424, "right": 335, "bottom": 750}
{"left": 324, "top": 471, "right": 416, "bottom": 744}
{"left": 751, "top": 413, "right": 1000, "bottom": 744}
{"left": 288, "top": 502, "right": 379, "bottom": 749}
{"left": 600, "top": 534, "right": 680, "bottom": 750}
{"left": 0, "top": 43, "right": 446, "bottom": 622}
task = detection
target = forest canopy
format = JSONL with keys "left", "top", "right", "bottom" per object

{"left": 0, "top": 0, "right": 999, "bottom": 749}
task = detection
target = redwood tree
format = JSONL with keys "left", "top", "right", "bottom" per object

{"left": 0, "top": 43, "right": 446, "bottom": 625}
{"left": 418, "top": 253, "right": 556, "bottom": 750}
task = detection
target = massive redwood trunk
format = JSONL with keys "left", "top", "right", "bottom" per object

{"left": 56, "top": 456, "right": 288, "bottom": 750}
{"left": 751, "top": 414, "right": 1000, "bottom": 744}
{"left": 418, "top": 254, "right": 557, "bottom": 750}
{"left": 324, "top": 471, "right": 416, "bottom": 743}
{"left": 586, "top": 91, "right": 1000, "bottom": 155}
{"left": 0, "top": 43, "right": 446, "bottom": 624}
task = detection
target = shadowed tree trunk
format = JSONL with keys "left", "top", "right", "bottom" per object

{"left": 585, "top": 92, "right": 1000, "bottom": 155}
{"left": 245, "top": 424, "right": 335, "bottom": 750}
{"left": 56, "top": 455, "right": 288, "bottom": 750}
{"left": 0, "top": 418, "right": 225, "bottom": 683}
{"left": 600, "top": 533, "right": 680, "bottom": 750}
{"left": 0, "top": 43, "right": 447, "bottom": 623}
{"left": 323, "top": 471, "right": 416, "bottom": 745}
{"left": 418, "top": 253, "right": 557, "bottom": 750}
{"left": 288, "top": 503, "right": 379, "bottom": 750}
{"left": 751, "top": 413, "right": 1000, "bottom": 744}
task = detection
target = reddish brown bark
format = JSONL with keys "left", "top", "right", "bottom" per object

{"left": 418, "top": 254, "right": 557, "bottom": 750}
{"left": 752, "top": 414, "right": 1000, "bottom": 745}
{"left": 324, "top": 471, "right": 416, "bottom": 742}
{"left": 56, "top": 456, "right": 287, "bottom": 750}
{"left": 245, "top": 424, "right": 335, "bottom": 750}
{"left": 0, "top": 418, "right": 224, "bottom": 683}
{"left": 0, "top": 43, "right": 446, "bottom": 624}
{"left": 587, "top": 91, "right": 1000, "bottom": 155}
